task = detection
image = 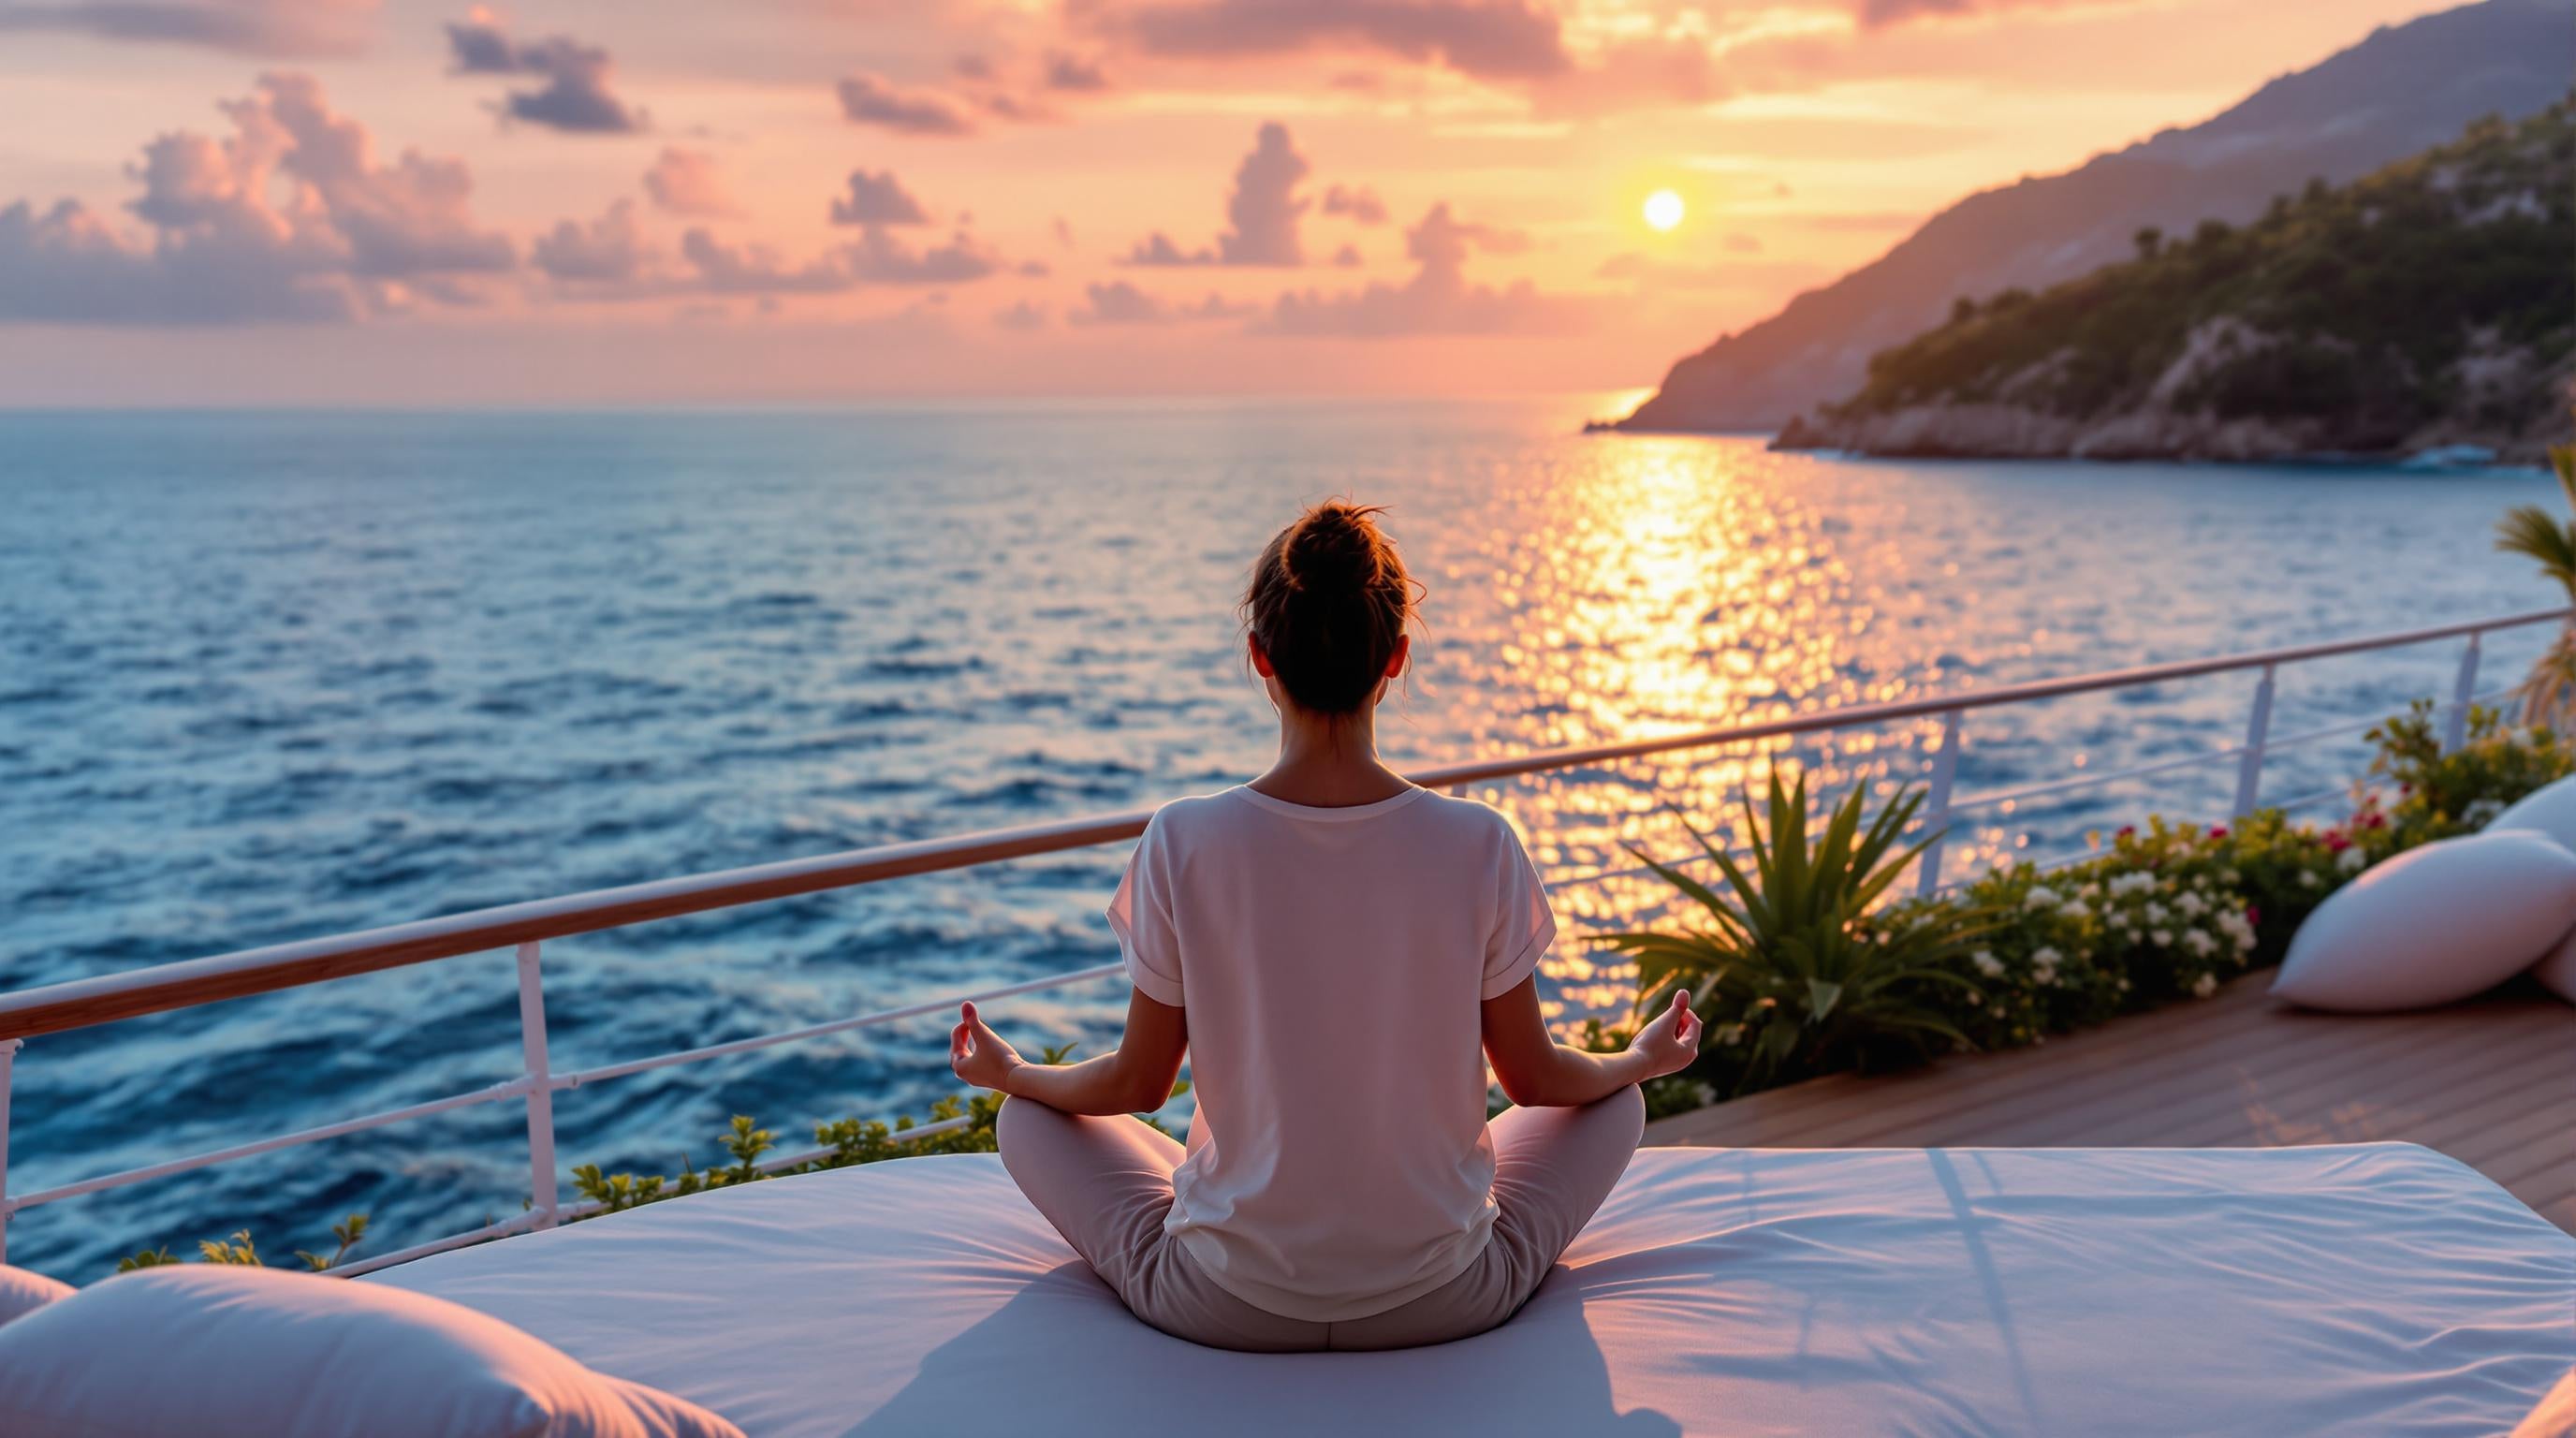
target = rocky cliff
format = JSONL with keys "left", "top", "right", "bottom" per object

{"left": 1772, "top": 103, "right": 2575, "bottom": 466}
{"left": 1603, "top": 0, "right": 2574, "bottom": 436}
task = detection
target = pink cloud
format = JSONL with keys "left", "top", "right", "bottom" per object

{"left": 1069, "top": 279, "right": 1255, "bottom": 325}
{"left": 0, "top": 70, "right": 509, "bottom": 322}
{"left": 642, "top": 147, "right": 737, "bottom": 218}
{"left": 681, "top": 229, "right": 850, "bottom": 295}
{"left": 445, "top": 13, "right": 644, "bottom": 134}
{"left": 1087, "top": 0, "right": 1571, "bottom": 83}
{"left": 1322, "top": 183, "right": 1386, "bottom": 225}
{"left": 0, "top": 0, "right": 373, "bottom": 57}
{"left": 837, "top": 72, "right": 980, "bottom": 136}
{"left": 1044, "top": 50, "right": 1112, "bottom": 91}
{"left": 1264, "top": 201, "right": 1588, "bottom": 336}
{"left": 533, "top": 199, "right": 649, "bottom": 282}
{"left": 831, "top": 169, "right": 930, "bottom": 227}
{"left": 1124, "top": 120, "right": 1310, "bottom": 267}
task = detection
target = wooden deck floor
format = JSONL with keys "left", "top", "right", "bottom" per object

{"left": 1645, "top": 973, "right": 2576, "bottom": 1232}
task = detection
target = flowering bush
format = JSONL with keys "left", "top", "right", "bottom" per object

{"left": 2364, "top": 699, "right": 2569, "bottom": 849}
{"left": 1941, "top": 824, "right": 2261, "bottom": 1051}
{"left": 1609, "top": 701, "right": 2569, "bottom": 1106}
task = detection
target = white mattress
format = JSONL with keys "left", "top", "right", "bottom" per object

{"left": 372, "top": 1144, "right": 2575, "bottom": 1437}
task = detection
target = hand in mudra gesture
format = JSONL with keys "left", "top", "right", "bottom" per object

{"left": 949, "top": 1001, "right": 1023, "bottom": 1092}
{"left": 1628, "top": 989, "right": 1704, "bottom": 1080}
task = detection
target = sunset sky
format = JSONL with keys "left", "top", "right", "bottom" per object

{"left": 0, "top": 0, "right": 2472, "bottom": 403}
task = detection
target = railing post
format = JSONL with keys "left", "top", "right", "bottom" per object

{"left": 2443, "top": 633, "right": 2481, "bottom": 753}
{"left": 515, "top": 943, "right": 559, "bottom": 1229}
{"left": 1915, "top": 709, "right": 1962, "bottom": 898}
{"left": 2232, "top": 664, "right": 2276, "bottom": 818}
{"left": 0, "top": 1038, "right": 18, "bottom": 1266}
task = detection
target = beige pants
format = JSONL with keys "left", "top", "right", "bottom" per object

{"left": 995, "top": 1087, "right": 1646, "bottom": 1353}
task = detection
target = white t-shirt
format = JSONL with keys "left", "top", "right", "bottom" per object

{"left": 1106, "top": 783, "right": 1557, "bottom": 1324}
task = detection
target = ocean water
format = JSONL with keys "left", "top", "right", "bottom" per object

{"left": 0, "top": 398, "right": 2556, "bottom": 1278}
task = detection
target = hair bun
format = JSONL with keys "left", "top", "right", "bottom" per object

{"left": 1288, "top": 501, "right": 1394, "bottom": 584}
{"left": 1240, "top": 500, "right": 1417, "bottom": 715}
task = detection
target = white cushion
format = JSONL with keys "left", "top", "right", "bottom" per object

{"left": 2533, "top": 927, "right": 2576, "bottom": 1005}
{"left": 373, "top": 1147, "right": 2576, "bottom": 1438}
{"left": 2491, "top": 774, "right": 2576, "bottom": 851}
{"left": 2274, "top": 830, "right": 2576, "bottom": 1011}
{"left": 0, "top": 1265, "right": 70, "bottom": 1329}
{"left": 0, "top": 1263, "right": 743, "bottom": 1438}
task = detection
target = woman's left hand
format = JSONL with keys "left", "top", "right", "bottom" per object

{"left": 949, "top": 1001, "right": 1024, "bottom": 1093}
{"left": 1628, "top": 989, "right": 1705, "bottom": 1080}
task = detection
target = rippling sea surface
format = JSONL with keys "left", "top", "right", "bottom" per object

{"left": 0, "top": 398, "right": 2556, "bottom": 1276}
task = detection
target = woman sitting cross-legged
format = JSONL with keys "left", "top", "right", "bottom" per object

{"left": 948, "top": 499, "right": 1702, "bottom": 1353}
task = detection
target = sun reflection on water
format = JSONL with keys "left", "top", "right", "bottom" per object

{"left": 1396, "top": 432, "right": 2011, "bottom": 1025}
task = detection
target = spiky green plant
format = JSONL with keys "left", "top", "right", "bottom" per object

{"left": 2496, "top": 431, "right": 2576, "bottom": 732}
{"left": 1590, "top": 772, "right": 1987, "bottom": 1094}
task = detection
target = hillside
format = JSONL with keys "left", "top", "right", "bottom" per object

{"left": 1601, "top": 0, "right": 2574, "bottom": 434}
{"left": 1771, "top": 103, "right": 2574, "bottom": 463}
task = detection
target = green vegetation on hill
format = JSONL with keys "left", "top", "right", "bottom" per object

{"left": 1820, "top": 101, "right": 2573, "bottom": 449}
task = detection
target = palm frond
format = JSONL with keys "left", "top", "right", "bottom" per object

{"left": 2496, "top": 505, "right": 2576, "bottom": 596}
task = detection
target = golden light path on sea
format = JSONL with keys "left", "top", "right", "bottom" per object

{"left": 1406, "top": 430, "right": 1977, "bottom": 1028}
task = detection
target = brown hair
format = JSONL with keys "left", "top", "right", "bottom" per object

{"left": 1241, "top": 500, "right": 1418, "bottom": 715}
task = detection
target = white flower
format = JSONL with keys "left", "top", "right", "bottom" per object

{"left": 2174, "top": 891, "right": 2208, "bottom": 918}
{"left": 2299, "top": 870, "right": 2321, "bottom": 888}
{"left": 2182, "top": 930, "right": 2217, "bottom": 958}
{"left": 2031, "top": 946, "right": 2062, "bottom": 968}
{"left": 1971, "top": 950, "right": 2004, "bottom": 978}
{"left": 2215, "top": 912, "right": 2256, "bottom": 954}
{"left": 2033, "top": 963, "right": 2058, "bottom": 985}
{"left": 2144, "top": 900, "right": 2169, "bottom": 924}
{"left": 2335, "top": 847, "right": 2367, "bottom": 875}
{"left": 2192, "top": 973, "right": 2217, "bottom": 999}
{"left": 2108, "top": 872, "right": 2155, "bottom": 897}
{"left": 2152, "top": 929, "right": 2174, "bottom": 947}
{"left": 2026, "top": 886, "right": 2063, "bottom": 910}
{"left": 2059, "top": 899, "right": 2091, "bottom": 920}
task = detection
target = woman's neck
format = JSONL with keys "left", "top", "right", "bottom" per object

{"left": 1249, "top": 707, "right": 1415, "bottom": 808}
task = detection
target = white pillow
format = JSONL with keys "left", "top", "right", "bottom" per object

{"left": 0, "top": 1265, "right": 70, "bottom": 1329}
{"left": 2490, "top": 773, "right": 2576, "bottom": 850}
{"left": 0, "top": 1263, "right": 743, "bottom": 1438}
{"left": 2532, "top": 925, "right": 2576, "bottom": 1005}
{"left": 2273, "top": 829, "right": 2576, "bottom": 1011}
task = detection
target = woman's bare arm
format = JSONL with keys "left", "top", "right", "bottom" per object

{"left": 1481, "top": 978, "right": 1701, "bottom": 1108}
{"left": 950, "top": 987, "right": 1188, "bottom": 1116}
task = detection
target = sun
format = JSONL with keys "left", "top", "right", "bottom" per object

{"left": 1644, "top": 189, "right": 1685, "bottom": 232}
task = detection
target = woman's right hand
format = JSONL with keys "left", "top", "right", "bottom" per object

{"left": 949, "top": 1001, "right": 1025, "bottom": 1093}
{"left": 1628, "top": 989, "right": 1704, "bottom": 1080}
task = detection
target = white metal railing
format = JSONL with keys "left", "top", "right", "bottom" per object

{"left": 0, "top": 607, "right": 2558, "bottom": 1275}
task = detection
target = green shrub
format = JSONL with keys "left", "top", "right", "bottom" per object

{"left": 2364, "top": 699, "right": 2569, "bottom": 847}
{"left": 1588, "top": 772, "right": 1990, "bottom": 1095}
{"left": 116, "top": 1213, "right": 368, "bottom": 1275}
{"left": 1591, "top": 704, "right": 2567, "bottom": 1105}
{"left": 566, "top": 1043, "right": 1187, "bottom": 1224}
